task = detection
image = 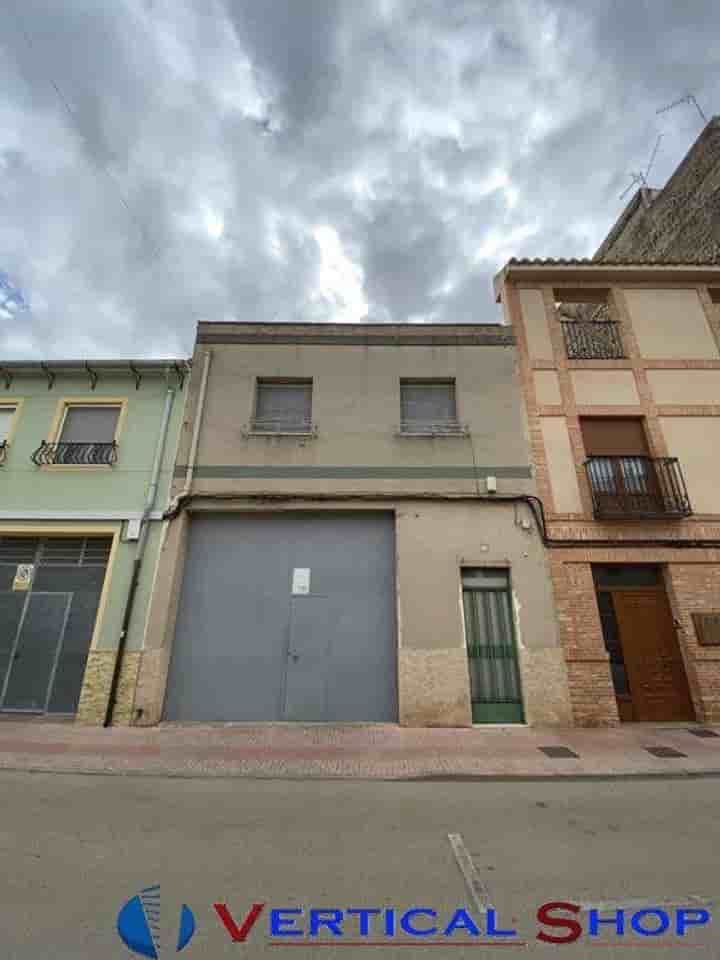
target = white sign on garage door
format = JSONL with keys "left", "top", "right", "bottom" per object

{"left": 292, "top": 567, "right": 311, "bottom": 595}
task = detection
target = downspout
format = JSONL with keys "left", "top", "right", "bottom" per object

{"left": 104, "top": 387, "right": 176, "bottom": 726}
{"left": 164, "top": 350, "right": 212, "bottom": 519}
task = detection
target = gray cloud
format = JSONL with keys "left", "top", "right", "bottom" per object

{"left": 0, "top": 0, "right": 717, "bottom": 358}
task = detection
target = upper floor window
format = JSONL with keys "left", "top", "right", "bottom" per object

{"left": 0, "top": 404, "right": 17, "bottom": 463}
{"left": 581, "top": 417, "right": 690, "bottom": 520}
{"left": 556, "top": 289, "right": 625, "bottom": 359}
{"left": 32, "top": 403, "right": 121, "bottom": 466}
{"left": 0, "top": 405, "right": 17, "bottom": 442}
{"left": 399, "top": 379, "right": 465, "bottom": 435}
{"left": 251, "top": 379, "right": 314, "bottom": 434}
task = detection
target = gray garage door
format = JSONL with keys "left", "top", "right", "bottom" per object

{"left": 164, "top": 512, "right": 397, "bottom": 722}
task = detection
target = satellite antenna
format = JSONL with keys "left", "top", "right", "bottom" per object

{"left": 656, "top": 93, "right": 708, "bottom": 124}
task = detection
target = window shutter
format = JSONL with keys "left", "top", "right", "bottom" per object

{"left": 0, "top": 407, "right": 15, "bottom": 442}
{"left": 400, "top": 382, "right": 456, "bottom": 423}
{"left": 255, "top": 382, "right": 312, "bottom": 429}
{"left": 59, "top": 406, "right": 120, "bottom": 444}
{"left": 580, "top": 418, "right": 649, "bottom": 456}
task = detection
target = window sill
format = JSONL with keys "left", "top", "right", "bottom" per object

{"left": 395, "top": 427, "right": 468, "bottom": 438}
{"left": 38, "top": 464, "right": 115, "bottom": 471}
{"left": 244, "top": 430, "right": 317, "bottom": 438}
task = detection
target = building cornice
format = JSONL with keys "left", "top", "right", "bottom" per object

{"left": 196, "top": 322, "right": 514, "bottom": 346}
{"left": 494, "top": 260, "right": 720, "bottom": 300}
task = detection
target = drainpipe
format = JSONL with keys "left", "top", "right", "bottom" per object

{"left": 104, "top": 387, "right": 176, "bottom": 726}
{"left": 164, "top": 349, "right": 212, "bottom": 519}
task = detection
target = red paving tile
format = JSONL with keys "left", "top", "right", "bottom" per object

{"left": 0, "top": 721, "right": 718, "bottom": 778}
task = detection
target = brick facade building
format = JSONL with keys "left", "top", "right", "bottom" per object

{"left": 496, "top": 261, "right": 720, "bottom": 726}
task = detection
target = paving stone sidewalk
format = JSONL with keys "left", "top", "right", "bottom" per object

{"left": 0, "top": 719, "right": 718, "bottom": 779}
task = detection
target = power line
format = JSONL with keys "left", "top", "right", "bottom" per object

{"left": 10, "top": 6, "right": 166, "bottom": 263}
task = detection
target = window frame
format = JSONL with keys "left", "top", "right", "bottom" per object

{"left": 398, "top": 378, "right": 465, "bottom": 437}
{"left": 42, "top": 397, "right": 127, "bottom": 470}
{"left": 0, "top": 399, "right": 23, "bottom": 449}
{"left": 248, "top": 378, "right": 315, "bottom": 436}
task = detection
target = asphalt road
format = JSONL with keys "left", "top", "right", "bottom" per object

{"left": 0, "top": 771, "right": 718, "bottom": 959}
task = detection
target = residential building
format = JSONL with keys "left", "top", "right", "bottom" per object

{"left": 497, "top": 259, "right": 720, "bottom": 725}
{"left": 0, "top": 360, "right": 189, "bottom": 723}
{"left": 134, "top": 322, "right": 573, "bottom": 727}
{"left": 595, "top": 115, "right": 720, "bottom": 263}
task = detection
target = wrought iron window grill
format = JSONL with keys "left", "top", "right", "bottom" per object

{"left": 31, "top": 441, "right": 118, "bottom": 466}
{"left": 585, "top": 456, "right": 691, "bottom": 519}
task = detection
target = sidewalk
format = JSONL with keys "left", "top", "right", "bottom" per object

{"left": 0, "top": 719, "right": 718, "bottom": 779}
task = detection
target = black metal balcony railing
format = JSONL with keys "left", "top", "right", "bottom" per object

{"left": 585, "top": 456, "right": 692, "bottom": 520}
{"left": 248, "top": 417, "right": 316, "bottom": 435}
{"left": 398, "top": 418, "right": 468, "bottom": 436}
{"left": 0, "top": 440, "right": 6, "bottom": 465}
{"left": 561, "top": 320, "right": 625, "bottom": 359}
{"left": 31, "top": 441, "right": 118, "bottom": 466}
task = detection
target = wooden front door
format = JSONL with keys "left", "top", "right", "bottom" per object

{"left": 612, "top": 588, "right": 695, "bottom": 722}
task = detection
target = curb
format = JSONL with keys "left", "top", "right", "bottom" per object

{"left": 1, "top": 763, "right": 720, "bottom": 782}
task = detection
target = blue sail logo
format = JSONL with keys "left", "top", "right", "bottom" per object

{"left": 117, "top": 885, "right": 196, "bottom": 957}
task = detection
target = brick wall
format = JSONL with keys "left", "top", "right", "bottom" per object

{"left": 507, "top": 271, "right": 720, "bottom": 726}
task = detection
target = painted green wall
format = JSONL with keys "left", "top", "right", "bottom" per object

{"left": 1, "top": 372, "right": 184, "bottom": 511}
{"left": 0, "top": 370, "right": 187, "bottom": 651}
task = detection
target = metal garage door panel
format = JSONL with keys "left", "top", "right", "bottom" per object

{"left": 164, "top": 513, "right": 397, "bottom": 723}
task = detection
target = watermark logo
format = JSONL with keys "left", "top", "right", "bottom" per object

{"left": 117, "top": 885, "right": 196, "bottom": 957}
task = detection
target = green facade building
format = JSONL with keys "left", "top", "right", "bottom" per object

{"left": 0, "top": 360, "right": 189, "bottom": 723}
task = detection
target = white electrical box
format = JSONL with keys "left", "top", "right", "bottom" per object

{"left": 486, "top": 475, "right": 497, "bottom": 494}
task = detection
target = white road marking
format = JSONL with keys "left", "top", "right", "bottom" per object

{"left": 448, "top": 832, "right": 494, "bottom": 913}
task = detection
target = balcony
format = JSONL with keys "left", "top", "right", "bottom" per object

{"left": 561, "top": 320, "right": 625, "bottom": 359}
{"left": 397, "top": 418, "right": 468, "bottom": 437}
{"left": 585, "top": 456, "right": 692, "bottom": 520}
{"left": 31, "top": 441, "right": 118, "bottom": 466}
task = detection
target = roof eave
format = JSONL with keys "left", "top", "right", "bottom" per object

{"left": 494, "top": 261, "right": 720, "bottom": 300}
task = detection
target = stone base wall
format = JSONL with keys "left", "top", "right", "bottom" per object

{"left": 519, "top": 647, "right": 574, "bottom": 726}
{"left": 398, "top": 648, "right": 472, "bottom": 727}
{"left": 75, "top": 650, "right": 142, "bottom": 726}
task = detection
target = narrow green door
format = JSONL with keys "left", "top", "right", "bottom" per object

{"left": 462, "top": 568, "right": 524, "bottom": 723}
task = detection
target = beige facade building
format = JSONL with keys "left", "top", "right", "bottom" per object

{"left": 497, "top": 260, "right": 720, "bottom": 725}
{"left": 132, "top": 322, "right": 573, "bottom": 728}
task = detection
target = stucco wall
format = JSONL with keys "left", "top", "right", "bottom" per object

{"left": 540, "top": 418, "right": 582, "bottom": 513}
{"left": 534, "top": 370, "right": 561, "bottom": 405}
{"left": 659, "top": 417, "right": 720, "bottom": 514}
{"left": 623, "top": 288, "right": 718, "bottom": 359}
{"left": 395, "top": 500, "right": 572, "bottom": 726}
{"left": 180, "top": 334, "right": 533, "bottom": 498}
{"left": 518, "top": 289, "right": 553, "bottom": 362}
{"left": 571, "top": 370, "right": 639, "bottom": 405}
{"left": 137, "top": 500, "right": 572, "bottom": 727}
{"left": 648, "top": 369, "right": 720, "bottom": 405}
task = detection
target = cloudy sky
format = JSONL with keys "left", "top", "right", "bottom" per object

{"left": 1, "top": 0, "right": 718, "bottom": 359}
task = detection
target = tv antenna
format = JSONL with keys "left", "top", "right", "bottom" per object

{"left": 619, "top": 133, "right": 664, "bottom": 200}
{"left": 657, "top": 93, "right": 708, "bottom": 124}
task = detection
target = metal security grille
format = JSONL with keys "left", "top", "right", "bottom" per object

{"left": 462, "top": 568, "right": 524, "bottom": 723}
{"left": 0, "top": 536, "right": 112, "bottom": 566}
{"left": 0, "top": 535, "right": 113, "bottom": 715}
{"left": 0, "top": 537, "right": 39, "bottom": 565}
{"left": 561, "top": 320, "right": 625, "bottom": 359}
